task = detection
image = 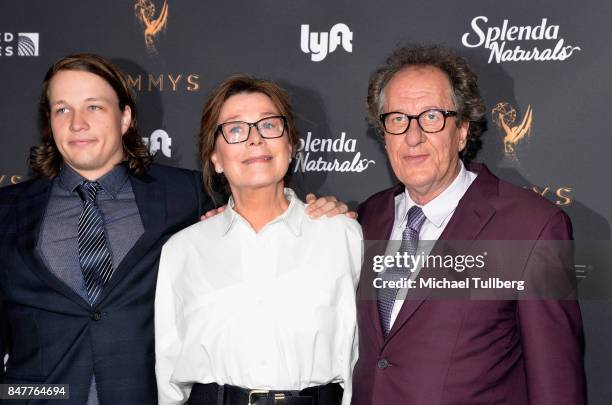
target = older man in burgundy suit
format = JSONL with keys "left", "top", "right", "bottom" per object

{"left": 351, "top": 45, "right": 586, "bottom": 405}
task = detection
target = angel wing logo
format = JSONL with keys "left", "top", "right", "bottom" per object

{"left": 492, "top": 102, "right": 533, "bottom": 157}
{"left": 134, "top": 0, "right": 169, "bottom": 54}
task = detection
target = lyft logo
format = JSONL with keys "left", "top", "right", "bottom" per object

{"left": 142, "top": 129, "right": 172, "bottom": 157}
{"left": 300, "top": 23, "right": 353, "bottom": 62}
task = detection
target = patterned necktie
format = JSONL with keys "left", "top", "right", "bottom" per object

{"left": 377, "top": 205, "right": 427, "bottom": 337}
{"left": 77, "top": 181, "right": 114, "bottom": 305}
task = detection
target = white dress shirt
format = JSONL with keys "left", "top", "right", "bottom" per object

{"left": 155, "top": 188, "right": 363, "bottom": 405}
{"left": 387, "top": 162, "right": 477, "bottom": 327}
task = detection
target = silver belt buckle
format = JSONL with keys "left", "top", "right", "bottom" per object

{"left": 248, "top": 389, "right": 286, "bottom": 405}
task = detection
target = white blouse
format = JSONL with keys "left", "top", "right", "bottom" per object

{"left": 155, "top": 188, "right": 363, "bottom": 405}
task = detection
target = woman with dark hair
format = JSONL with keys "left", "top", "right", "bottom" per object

{"left": 155, "top": 75, "right": 362, "bottom": 405}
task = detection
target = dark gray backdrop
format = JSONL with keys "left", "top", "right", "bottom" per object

{"left": 1, "top": 1, "right": 610, "bottom": 402}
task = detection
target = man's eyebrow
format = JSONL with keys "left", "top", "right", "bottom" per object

{"left": 84, "top": 97, "right": 113, "bottom": 103}
{"left": 50, "top": 97, "right": 113, "bottom": 106}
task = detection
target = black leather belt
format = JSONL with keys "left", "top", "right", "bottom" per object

{"left": 187, "top": 382, "right": 343, "bottom": 405}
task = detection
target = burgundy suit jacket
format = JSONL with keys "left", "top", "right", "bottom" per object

{"left": 352, "top": 163, "right": 586, "bottom": 405}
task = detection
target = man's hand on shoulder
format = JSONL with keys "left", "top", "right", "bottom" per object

{"left": 201, "top": 205, "right": 226, "bottom": 221}
{"left": 305, "top": 193, "right": 357, "bottom": 219}
{"left": 200, "top": 194, "right": 357, "bottom": 220}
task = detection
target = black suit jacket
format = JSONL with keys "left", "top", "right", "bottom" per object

{"left": 0, "top": 164, "right": 211, "bottom": 404}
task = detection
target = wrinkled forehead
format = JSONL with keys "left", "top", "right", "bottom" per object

{"left": 220, "top": 91, "right": 280, "bottom": 120}
{"left": 383, "top": 65, "right": 455, "bottom": 110}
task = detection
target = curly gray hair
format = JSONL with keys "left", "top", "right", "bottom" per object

{"left": 367, "top": 44, "right": 486, "bottom": 162}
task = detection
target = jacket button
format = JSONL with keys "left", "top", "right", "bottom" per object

{"left": 377, "top": 358, "right": 390, "bottom": 369}
{"left": 90, "top": 311, "right": 102, "bottom": 321}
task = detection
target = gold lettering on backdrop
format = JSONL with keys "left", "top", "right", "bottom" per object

{"left": 532, "top": 186, "right": 550, "bottom": 198}
{"left": 127, "top": 75, "right": 142, "bottom": 91}
{"left": 187, "top": 74, "right": 200, "bottom": 91}
{"left": 134, "top": 0, "right": 169, "bottom": 54}
{"left": 168, "top": 74, "right": 182, "bottom": 91}
{"left": 530, "top": 186, "right": 573, "bottom": 206}
{"left": 148, "top": 74, "right": 163, "bottom": 91}
{"left": 492, "top": 102, "right": 533, "bottom": 156}
{"left": 556, "top": 187, "right": 573, "bottom": 206}
{"left": 127, "top": 74, "right": 200, "bottom": 92}
{"left": 0, "top": 175, "right": 23, "bottom": 186}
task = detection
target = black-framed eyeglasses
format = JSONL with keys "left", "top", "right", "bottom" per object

{"left": 216, "top": 115, "right": 287, "bottom": 144}
{"left": 379, "top": 109, "right": 457, "bottom": 135}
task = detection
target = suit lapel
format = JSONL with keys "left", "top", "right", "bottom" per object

{"left": 385, "top": 164, "right": 497, "bottom": 343}
{"left": 360, "top": 185, "right": 404, "bottom": 346}
{"left": 361, "top": 184, "right": 402, "bottom": 241}
{"left": 438, "top": 163, "right": 498, "bottom": 243}
{"left": 362, "top": 242, "right": 387, "bottom": 347}
{"left": 16, "top": 179, "right": 91, "bottom": 309}
{"left": 95, "top": 171, "right": 167, "bottom": 305}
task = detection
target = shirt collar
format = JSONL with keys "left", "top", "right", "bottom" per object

{"left": 400, "top": 161, "right": 474, "bottom": 228}
{"left": 221, "top": 188, "right": 304, "bottom": 237}
{"left": 57, "top": 163, "right": 129, "bottom": 198}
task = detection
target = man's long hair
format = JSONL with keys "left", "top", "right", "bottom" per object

{"left": 30, "top": 53, "right": 151, "bottom": 178}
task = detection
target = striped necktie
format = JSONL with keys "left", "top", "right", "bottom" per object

{"left": 77, "top": 181, "right": 114, "bottom": 305}
{"left": 377, "top": 205, "right": 427, "bottom": 336}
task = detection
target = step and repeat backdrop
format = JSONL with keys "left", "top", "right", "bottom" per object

{"left": 1, "top": 1, "right": 611, "bottom": 402}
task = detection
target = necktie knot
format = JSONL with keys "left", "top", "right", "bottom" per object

{"left": 77, "top": 181, "right": 102, "bottom": 203}
{"left": 406, "top": 205, "right": 426, "bottom": 233}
